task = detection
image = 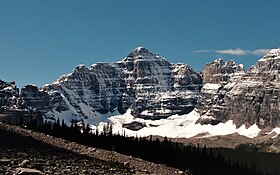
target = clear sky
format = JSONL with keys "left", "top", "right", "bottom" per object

{"left": 0, "top": 0, "right": 279, "bottom": 88}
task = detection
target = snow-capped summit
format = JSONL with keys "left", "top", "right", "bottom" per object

{"left": 254, "top": 48, "right": 280, "bottom": 75}
{"left": 213, "top": 58, "right": 225, "bottom": 64}
{"left": 33, "top": 47, "right": 201, "bottom": 126}
{"left": 128, "top": 46, "right": 152, "bottom": 57}
{"left": 124, "top": 46, "right": 164, "bottom": 62}
{"left": 2, "top": 47, "right": 280, "bottom": 140}
{"left": 259, "top": 48, "right": 280, "bottom": 62}
{"left": 134, "top": 46, "right": 150, "bottom": 53}
{"left": 267, "top": 48, "right": 280, "bottom": 57}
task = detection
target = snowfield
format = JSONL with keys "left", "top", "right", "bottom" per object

{"left": 93, "top": 109, "right": 261, "bottom": 139}
{"left": 44, "top": 98, "right": 262, "bottom": 139}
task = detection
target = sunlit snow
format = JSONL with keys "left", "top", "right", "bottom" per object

{"left": 93, "top": 109, "right": 262, "bottom": 139}
{"left": 267, "top": 128, "right": 280, "bottom": 138}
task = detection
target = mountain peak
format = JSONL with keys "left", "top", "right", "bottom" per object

{"left": 268, "top": 48, "right": 280, "bottom": 57}
{"left": 259, "top": 48, "right": 280, "bottom": 62}
{"left": 74, "top": 64, "right": 86, "bottom": 70}
{"left": 134, "top": 46, "right": 149, "bottom": 53}
{"left": 213, "top": 58, "right": 226, "bottom": 64}
{"left": 127, "top": 46, "right": 155, "bottom": 58}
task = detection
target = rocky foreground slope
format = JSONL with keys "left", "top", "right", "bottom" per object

{"left": 0, "top": 122, "right": 186, "bottom": 175}
{"left": 1, "top": 47, "right": 280, "bottom": 138}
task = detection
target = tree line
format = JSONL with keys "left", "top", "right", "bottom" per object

{"left": 22, "top": 118, "right": 279, "bottom": 175}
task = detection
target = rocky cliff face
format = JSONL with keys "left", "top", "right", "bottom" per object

{"left": 222, "top": 49, "right": 280, "bottom": 127}
{"left": 0, "top": 81, "right": 43, "bottom": 126}
{"left": 122, "top": 47, "right": 202, "bottom": 119}
{"left": 197, "top": 49, "right": 280, "bottom": 128}
{"left": 40, "top": 47, "right": 202, "bottom": 124}
{"left": 202, "top": 58, "right": 244, "bottom": 84}
{"left": 19, "top": 85, "right": 50, "bottom": 111}
{"left": 197, "top": 59, "right": 245, "bottom": 124}
{"left": 0, "top": 80, "right": 19, "bottom": 110}
{"left": 1, "top": 47, "right": 280, "bottom": 131}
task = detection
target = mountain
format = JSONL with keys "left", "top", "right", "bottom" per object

{"left": 0, "top": 80, "right": 19, "bottom": 108}
{"left": 1, "top": 47, "right": 280, "bottom": 140}
{"left": 197, "top": 58, "right": 245, "bottom": 125}
{"left": 197, "top": 49, "right": 280, "bottom": 128}
{"left": 40, "top": 47, "right": 202, "bottom": 126}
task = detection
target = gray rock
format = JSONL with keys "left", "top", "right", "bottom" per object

{"left": 198, "top": 49, "right": 280, "bottom": 127}
{"left": 41, "top": 47, "right": 202, "bottom": 124}
{"left": 202, "top": 58, "right": 244, "bottom": 84}
{"left": 0, "top": 158, "right": 11, "bottom": 165}
{"left": 19, "top": 85, "right": 50, "bottom": 110}
{"left": 16, "top": 168, "right": 42, "bottom": 175}
{"left": 0, "top": 80, "right": 19, "bottom": 108}
{"left": 222, "top": 49, "right": 280, "bottom": 127}
{"left": 20, "top": 159, "right": 30, "bottom": 167}
{"left": 122, "top": 121, "right": 147, "bottom": 131}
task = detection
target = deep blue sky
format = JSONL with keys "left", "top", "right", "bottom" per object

{"left": 0, "top": 0, "right": 279, "bottom": 88}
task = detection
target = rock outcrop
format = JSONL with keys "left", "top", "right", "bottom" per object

{"left": 202, "top": 58, "right": 244, "bottom": 84}
{"left": 42, "top": 47, "right": 202, "bottom": 124}
{"left": 0, "top": 81, "right": 43, "bottom": 127}
{"left": 198, "top": 49, "right": 280, "bottom": 128}
{"left": 197, "top": 59, "right": 245, "bottom": 124}
{"left": 122, "top": 47, "right": 202, "bottom": 119}
{"left": 19, "top": 85, "right": 50, "bottom": 111}
{"left": 222, "top": 49, "right": 280, "bottom": 127}
{"left": 0, "top": 80, "right": 19, "bottom": 110}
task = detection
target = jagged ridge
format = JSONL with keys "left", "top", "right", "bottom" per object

{"left": 18, "top": 47, "right": 202, "bottom": 127}
{"left": 1, "top": 47, "right": 280, "bottom": 134}
{"left": 197, "top": 48, "right": 280, "bottom": 128}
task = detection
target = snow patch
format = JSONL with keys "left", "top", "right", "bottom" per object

{"left": 84, "top": 109, "right": 121, "bottom": 127}
{"left": 99, "top": 109, "right": 262, "bottom": 139}
{"left": 202, "top": 83, "right": 221, "bottom": 90}
{"left": 237, "top": 124, "right": 261, "bottom": 138}
{"left": 267, "top": 128, "right": 280, "bottom": 138}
